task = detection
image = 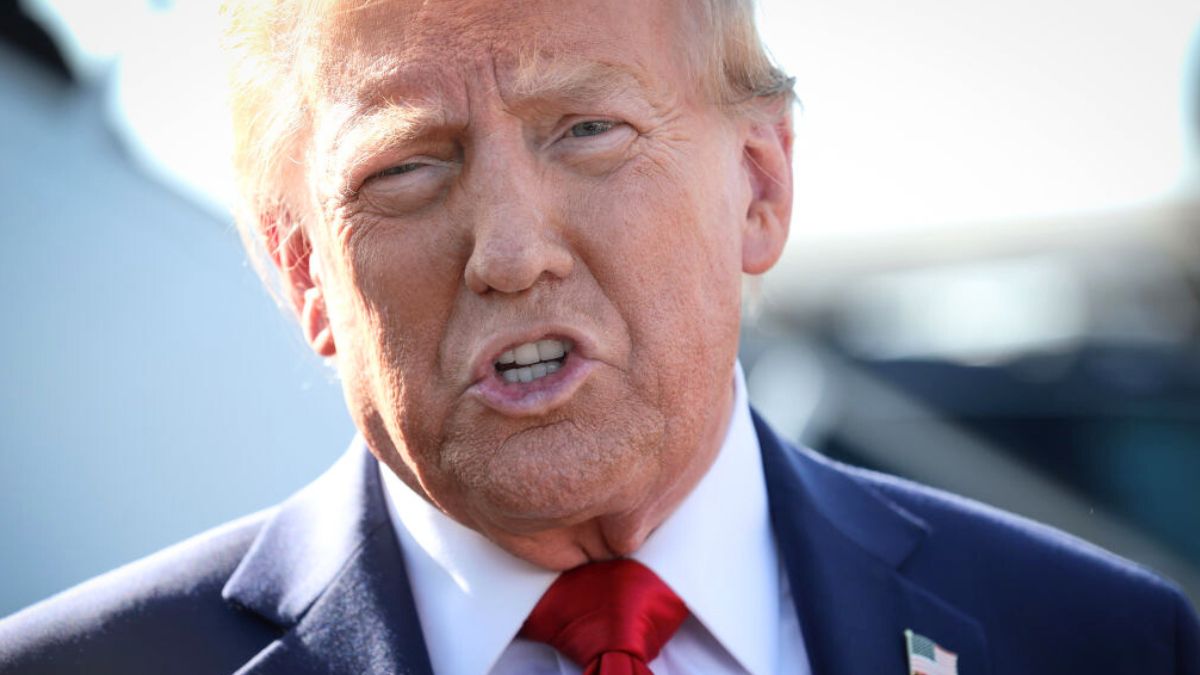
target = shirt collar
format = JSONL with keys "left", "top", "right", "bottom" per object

{"left": 378, "top": 361, "right": 779, "bottom": 675}
{"left": 632, "top": 361, "right": 779, "bottom": 675}
{"left": 379, "top": 445, "right": 556, "bottom": 675}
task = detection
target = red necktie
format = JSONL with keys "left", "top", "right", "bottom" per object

{"left": 519, "top": 559, "right": 689, "bottom": 675}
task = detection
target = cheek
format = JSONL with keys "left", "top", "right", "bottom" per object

{"left": 346, "top": 218, "right": 460, "bottom": 333}
{"left": 326, "top": 216, "right": 466, "bottom": 409}
{"left": 566, "top": 141, "right": 744, "bottom": 395}
{"left": 577, "top": 145, "right": 742, "bottom": 314}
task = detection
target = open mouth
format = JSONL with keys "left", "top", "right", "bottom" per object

{"left": 494, "top": 338, "right": 573, "bottom": 384}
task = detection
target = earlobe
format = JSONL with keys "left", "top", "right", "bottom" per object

{"left": 302, "top": 283, "right": 337, "bottom": 357}
{"left": 741, "top": 111, "right": 794, "bottom": 275}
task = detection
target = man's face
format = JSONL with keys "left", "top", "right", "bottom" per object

{"left": 288, "top": 0, "right": 790, "bottom": 568}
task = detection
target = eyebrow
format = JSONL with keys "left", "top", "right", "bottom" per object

{"left": 346, "top": 100, "right": 448, "bottom": 149}
{"left": 329, "top": 56, "right": 653, "bottom": 180}
{"left": 505, "top": 55, "right": 650, "bottom": 105}
{"left": 349, "top": 54, "right": 650, "bottom": 133}
{"left": 326, "top": 100, "right": 448, "bottom": 186}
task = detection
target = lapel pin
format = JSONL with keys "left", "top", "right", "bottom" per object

{"left": 904, "top": 629, "right": 959, "bottom": 675}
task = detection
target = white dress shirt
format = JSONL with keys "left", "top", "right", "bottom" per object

{"left": 379, "top": 363, "right": 811, "bottom": 675}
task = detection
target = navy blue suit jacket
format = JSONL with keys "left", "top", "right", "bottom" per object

{"left": 2, "top": 413, "right": 1198, "bottom": 674}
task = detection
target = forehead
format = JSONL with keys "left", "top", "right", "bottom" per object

{"left": 305, "top": 0, "right": 696, "bottom": 105}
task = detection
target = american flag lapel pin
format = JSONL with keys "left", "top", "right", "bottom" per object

{"left": 904, "top": 629, "right": 959, "bottom": 675}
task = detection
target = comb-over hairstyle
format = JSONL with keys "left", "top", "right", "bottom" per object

{"left": 219, "top": 0, "right": 794, "bottom": 286}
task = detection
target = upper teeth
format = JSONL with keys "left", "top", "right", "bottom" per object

{"left": 496, "top": 338, "right": 572, "bottom": 383}
{"left": 497, "top": 339, "right": 569, "bottom": 366}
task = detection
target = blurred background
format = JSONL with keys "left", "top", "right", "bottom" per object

{"left": 1, "top": 0, "right": 1197, "bottom": 615}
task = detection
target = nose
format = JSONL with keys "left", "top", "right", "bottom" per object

{"left": 463, "top": 150, "right": 573, "bottom": 295}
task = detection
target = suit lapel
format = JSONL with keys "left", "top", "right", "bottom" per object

{"left": 222, "top": 440, "right": 434, "bottom": 675}
{"left": 755, "top": 412, "right": 991, "bottom": 675}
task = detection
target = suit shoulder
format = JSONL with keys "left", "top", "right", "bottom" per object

{"left": 0, "top": 509, "right": 280, "bottom": 674}
{"left": 800, "top": 450, "right": 1199, "bottom": 652}
{"left": 826, "top": 454, "right": 1200, "bottom": 670}
{"left": 864, "top": 461, "right": 1161, "bottom": 571}
{"left": 839, "top": 459, "right": 1170, "bottom": 588}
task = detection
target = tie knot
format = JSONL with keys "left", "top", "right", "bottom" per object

{"left": 520, "top": 559, "right": 688, "bottom": 673}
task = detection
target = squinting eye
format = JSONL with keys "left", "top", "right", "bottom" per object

{"left": 568, "top": 120, "right": 616, "bottom": 138}
{"left": 374, "top": 162, "right": 425, "bottom": 179}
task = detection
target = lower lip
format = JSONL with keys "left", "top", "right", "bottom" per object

{"left": 469, "top": 352, "right": 596, "bottom": 417}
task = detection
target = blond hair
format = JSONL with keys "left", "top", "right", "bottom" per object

{"left": 220, "top": 0, "right": 794, "bottom": 282}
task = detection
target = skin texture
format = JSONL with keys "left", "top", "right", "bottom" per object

{"left": 273, "top": 0, "right": 794, "bottom": 570}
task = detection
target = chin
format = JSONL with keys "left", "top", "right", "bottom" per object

{"left": 442, "top": 402, "right": 668, "bottom": 526}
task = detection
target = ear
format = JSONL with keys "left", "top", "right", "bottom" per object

{"left": 263, "top": 209, "right": 337, "bottom": 358}
{"left": 740, "top": 110, "right": 794, "bottom": 275}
